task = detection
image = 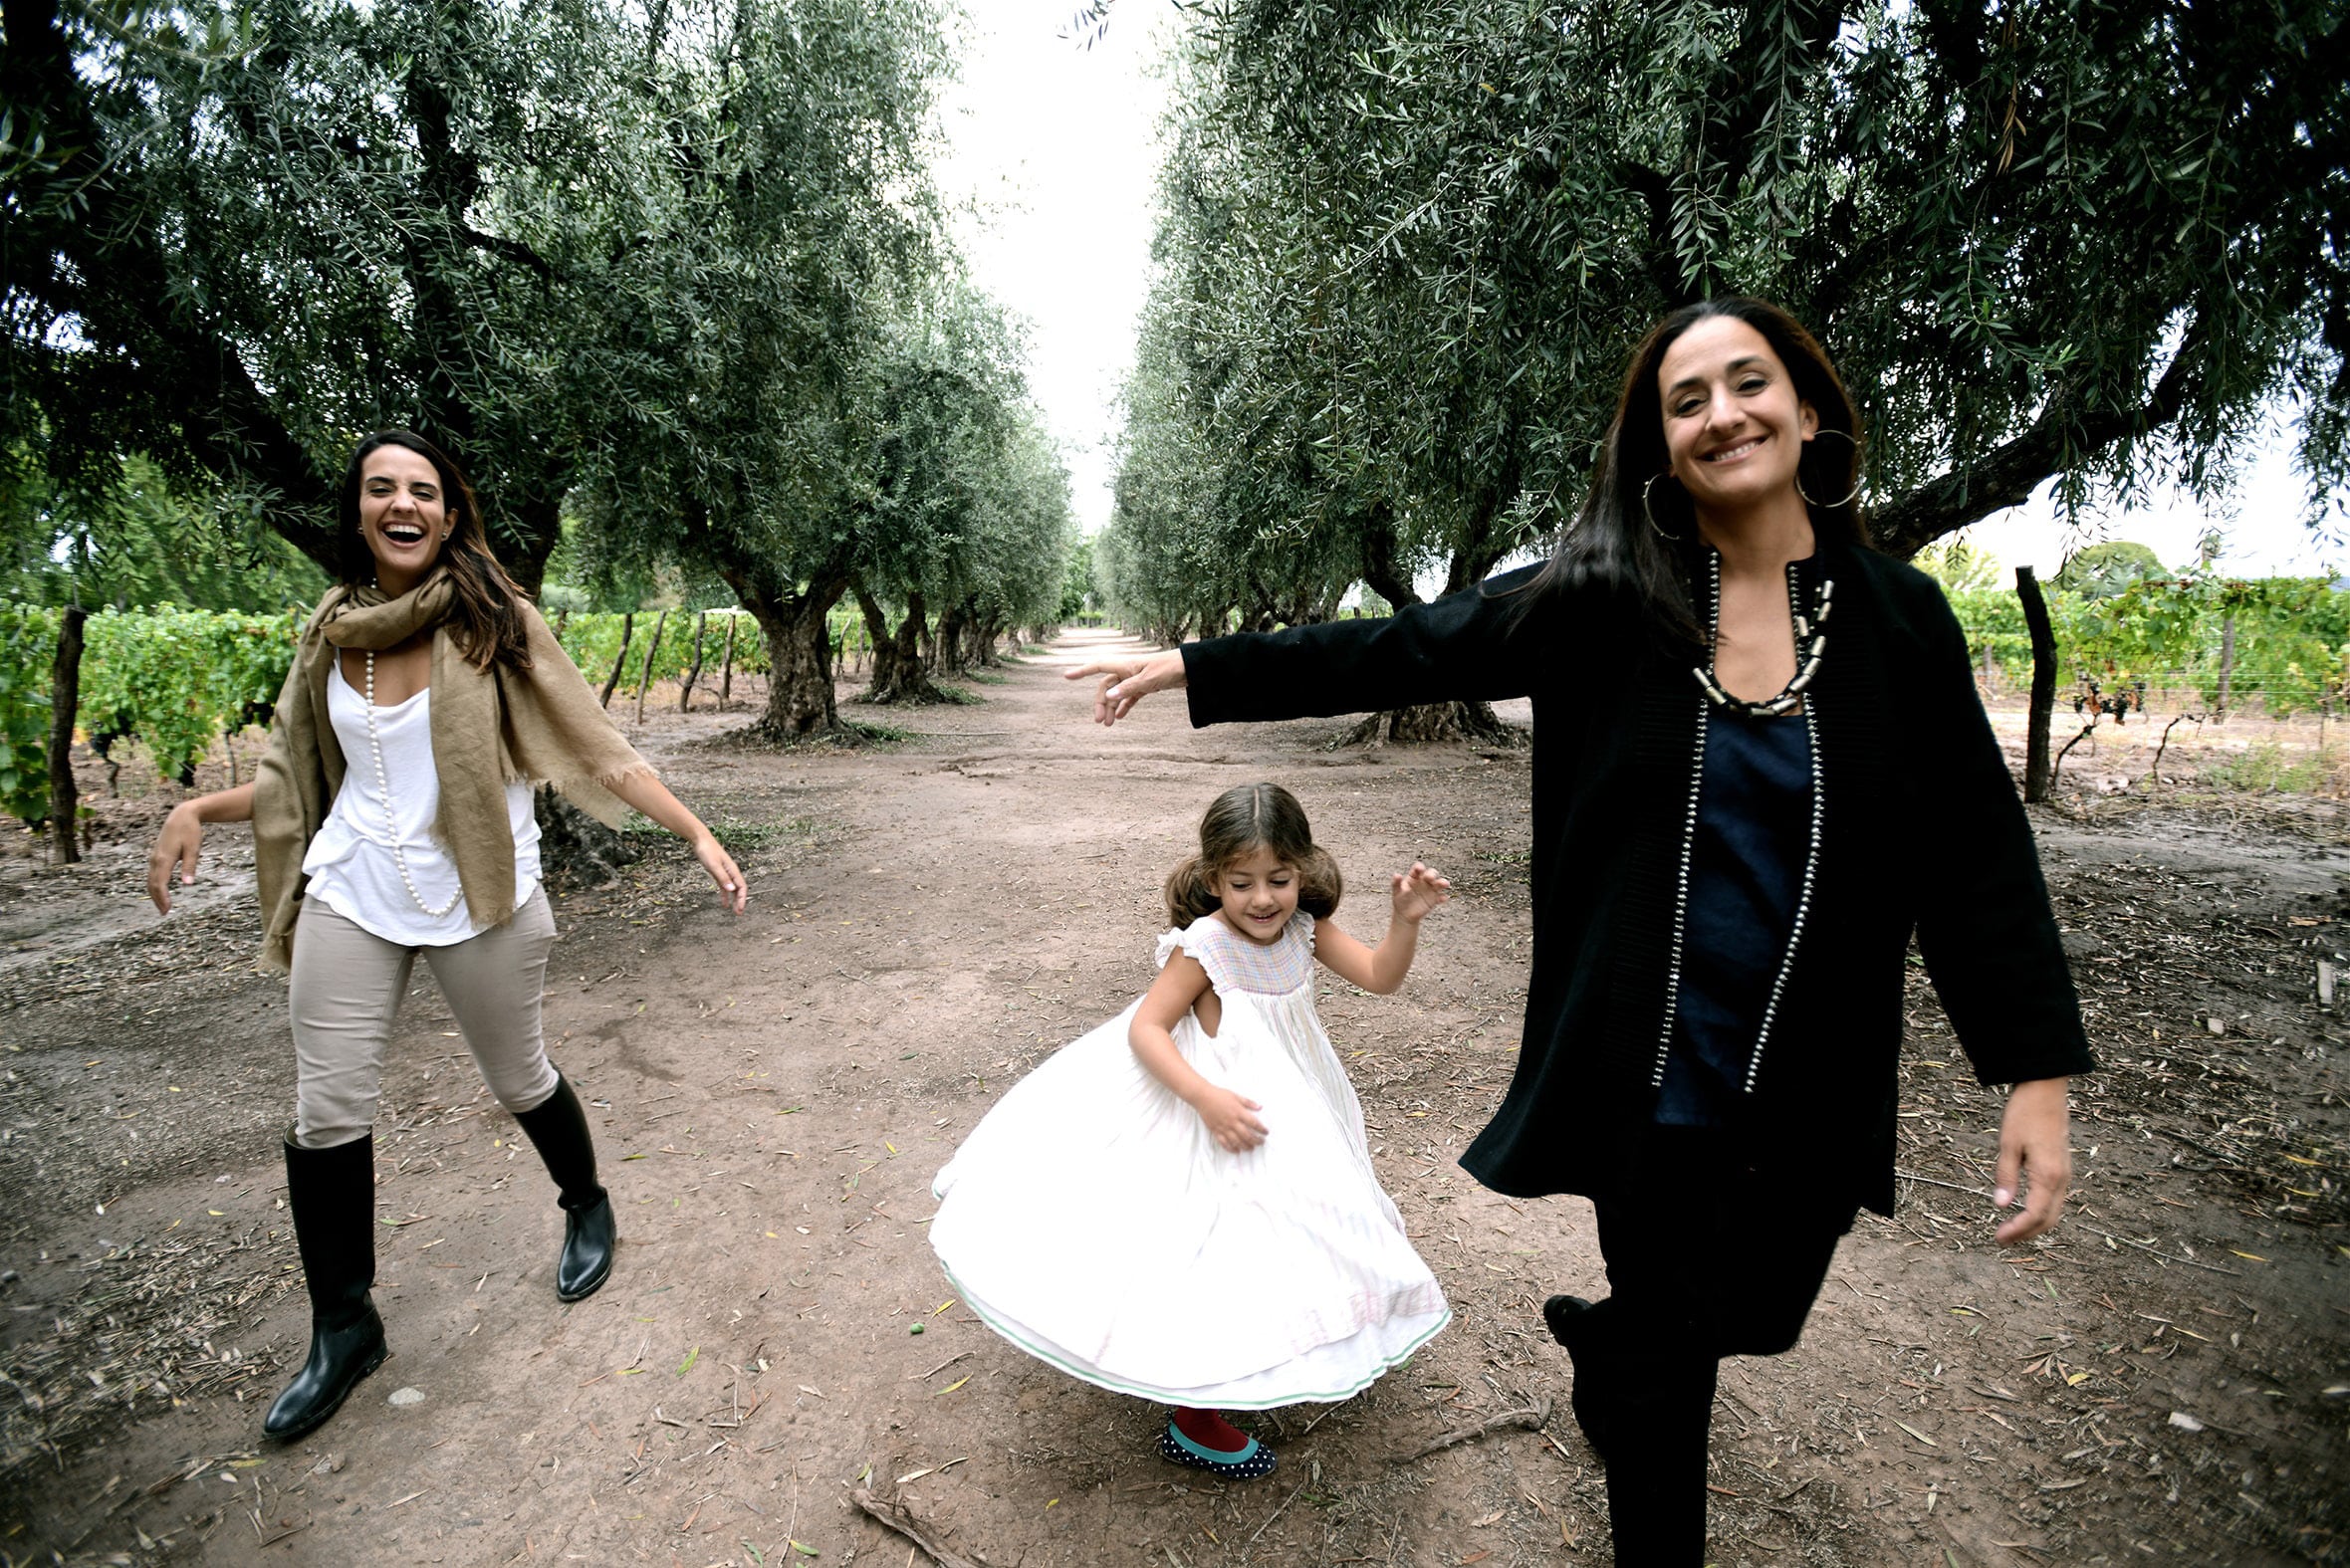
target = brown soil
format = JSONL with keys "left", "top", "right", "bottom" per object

{"left": 1, "top": 633, "right": 2343, "bottom": 1568}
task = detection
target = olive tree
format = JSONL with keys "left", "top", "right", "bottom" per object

{"left": 1113, "top": 0, "right": 2346, "bottom": 626}
{"left": 2, "top": 0, "right": 665, "bottom": 586}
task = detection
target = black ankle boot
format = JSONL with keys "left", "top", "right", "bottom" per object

{"left": 1541, "top": 1293, "right": 1593, "bottom": 1348}
{"left": 265, "top": 1137, "right": 388, "bottom": 1442}
{"left": 1542, "top": 1294, "right": 1616, "bottom": 1464}
{"left": 512, "top": 1076, "right": 615, "bottom": 1302}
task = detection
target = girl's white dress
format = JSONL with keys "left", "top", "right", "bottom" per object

{"left": 930, "top": 912, "right": 1450, "bottom": 1409}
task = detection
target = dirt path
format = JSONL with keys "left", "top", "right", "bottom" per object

{"left": 3, "top": 632, "right": 2344, "bottom": 1567}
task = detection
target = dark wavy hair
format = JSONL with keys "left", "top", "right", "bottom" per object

{"left": 1164, "top": 782, "right": 1342, "bottom": 926}
{"left": 1521, "top": 297, "right": 1867, "bottom": 639}
{"left": 336, "top": 429, "right": 532, "bottom": 672}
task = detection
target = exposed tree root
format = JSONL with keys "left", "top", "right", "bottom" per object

{"left": 1333, "top": 700, "right": 1528, "bottom": 749}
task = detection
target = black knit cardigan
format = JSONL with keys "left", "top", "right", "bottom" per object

{"left": 1179, "top": 539, "right": 2094, "bottom": 1216}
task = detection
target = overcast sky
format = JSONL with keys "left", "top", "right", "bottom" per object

{"left": 931, "top": 2, "right": 2343, "bottom": 580}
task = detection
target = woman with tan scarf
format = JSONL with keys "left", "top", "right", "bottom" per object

{"left": 145, "top": 430, "right": 749, "bottom": 1442}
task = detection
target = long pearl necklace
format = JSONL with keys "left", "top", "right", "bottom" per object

{"left": 362, "top": 647, "right": 462, "bottom": 918}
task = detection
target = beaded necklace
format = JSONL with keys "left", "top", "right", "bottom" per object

{"left": 1691, "top": 550, "right": 1833, "bottom": 719}
{"left": 360, "top": 646, "right": 462, "bottom": 918}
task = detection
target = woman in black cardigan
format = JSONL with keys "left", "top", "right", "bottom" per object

{"left": 1073, "top": 297, "right": 2093, "bottom": 1565}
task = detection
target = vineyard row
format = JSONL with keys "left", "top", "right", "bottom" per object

{"left": 1, "top": 579, "right": 2342, "bottom": 828}
{"left": 0, "top": 605, "right": 871, "bottom": 828}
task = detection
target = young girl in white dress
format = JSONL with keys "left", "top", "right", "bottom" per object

{"left": 929, "top": 782, "right": 1453, "bottom": 1479}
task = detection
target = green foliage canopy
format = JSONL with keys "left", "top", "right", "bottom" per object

{"left": 1107, "top": 0, "right": 2346, "bottom": 628}
{"left": 2056, "top": 542, "right": 2169, "bottom": 598}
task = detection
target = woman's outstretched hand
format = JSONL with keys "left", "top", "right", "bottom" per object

{"left": 1992, "top": 1076, "right": 2072, "bottom": 1244}
{"left": 1065, "top": 650, "right": 1186, "bottom": 726}
{"left": 692, "top": 832, "right": 750, "bottom": 915}
{"left": 1390, "top": 862, "right": 1452, "bottom": 924}
{"left": 146, "top": 784, "right": 255, "bottom": 913}
{"left": 147, "top": 804, "right": 204, "bottom": 914}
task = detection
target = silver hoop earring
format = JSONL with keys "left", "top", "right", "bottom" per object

{"left": 1795, "top": 428, "right": 1862, "bottom": 510}
{"left": 1642, "top": 474, "right": 1681, "bottom": 541}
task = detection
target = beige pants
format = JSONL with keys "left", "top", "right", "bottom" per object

{"left": 288, "top": 888, "right": 561, "bottom": 1149}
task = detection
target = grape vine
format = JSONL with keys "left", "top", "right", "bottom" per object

{"left": 1949, "top": 577, "right": 2350, "bottom": 717}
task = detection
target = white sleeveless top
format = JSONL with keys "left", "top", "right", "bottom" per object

{"left": 300, "top": 658, "right": 541, "bottom": 945}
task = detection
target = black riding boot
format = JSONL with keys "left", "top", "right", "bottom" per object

{"left": 265, "top": 1136, "right": 388, "bottom": 1442}
{"left": 512, "top": 1075, "right": 615, "bottom": 1302}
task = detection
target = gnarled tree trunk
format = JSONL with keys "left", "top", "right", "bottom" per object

{"left": 973, "top": 613, "right": 1006, "bottom": 667}
{"left": 855, "top": 584, "right": 948, "bottom": 704}
{"left": 1335, "top": 524, "right": 1528, "bottom": 750}
{"left": 932, "top": 599, "right": 970, "bottom": 676}
{"left": 727, "top": 569, "right": 850, "bottom": 738}
{"left": 1339, "top": 701, "right": 1524, "bottom": 748}
{"left": 534, "top": 785, "right": 643, "bottom": 890}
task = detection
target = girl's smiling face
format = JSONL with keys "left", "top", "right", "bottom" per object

{"left": 1213, "top": 845, "right": 1299, "bottom": 946}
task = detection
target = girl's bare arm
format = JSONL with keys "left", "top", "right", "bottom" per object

{"left": 1130, "top": 953, "right": 1267, "bottom": 1152}
{"left": 1311, "top": 863, "right": 1452, "bottom": 995}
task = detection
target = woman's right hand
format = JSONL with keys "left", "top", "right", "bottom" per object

{"left": 1191, "top": 1084, "right": 1268, "bottom": 1154}
{"left": 1064, "top": 649, "right": 1186, "bottom": 727}
{"left": 148, "top": 804, "right": 205, "bottom": 913}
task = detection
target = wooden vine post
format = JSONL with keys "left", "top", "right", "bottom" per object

{"left": 48, "top": 605, "right": 86, "bottom": 866}
{"left": 2016, "top": 565, "right": 2057, "bottom": 803}
{"left": 598, "top": 612, "right": 634, "bottom": 709}
{"left": 634, "top": 610, "right": 668, "bottom": 724}
{"left": 679, "top": 611, "right": 708, "bottom": 712}
{"left": 718, "top": 615, "right": 738, "bottom": 709}
{"left": 2215, "top": 613, "right": 2236, "bottom": 724}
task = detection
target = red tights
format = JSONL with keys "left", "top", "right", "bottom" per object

{"left": 1171, "top": 1407, "right": 1251, "bottom": 1455}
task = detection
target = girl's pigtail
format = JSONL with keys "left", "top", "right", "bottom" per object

{"left": 1295, "top": 845, "right": 1342, "bottom": 920}
{"left": 1163, "top": 855, "right": 1222, "bottom": 927}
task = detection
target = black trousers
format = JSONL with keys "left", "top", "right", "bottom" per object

{"left": 1561, "top": 1126, "right": 1857, "bottom": 1567}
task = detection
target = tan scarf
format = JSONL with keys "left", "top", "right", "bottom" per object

{"left": 252, "top": 574, "right": 652, "bottom": 972}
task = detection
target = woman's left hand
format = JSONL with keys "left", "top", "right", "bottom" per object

{"left": 1992, "top": 1076, "right": 2071, "bottom": 1244}
{"left": 693, "top": 833, "right": 749, "bottom": 914}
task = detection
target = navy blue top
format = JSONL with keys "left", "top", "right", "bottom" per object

{"left": 1656, "top": 708, "right": 1814, "bottom": 1126}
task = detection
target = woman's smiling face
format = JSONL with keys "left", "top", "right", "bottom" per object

{"left": 1657, "top": 315, "right": 1818, "bottom": 521}
{"left": 355, "top": 443, "right": 451, "bottom": 594}
{"left": 1213, "top": 845, "right": 1299, "bottom": 946}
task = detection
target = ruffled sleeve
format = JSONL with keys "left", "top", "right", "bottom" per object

{"left": 1155, "top": 916, "right": 1236, "bottom": 992}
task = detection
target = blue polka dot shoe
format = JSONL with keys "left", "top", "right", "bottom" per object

{"left": 1159, "top": 1421, "right": 1278, "bottom": 1480}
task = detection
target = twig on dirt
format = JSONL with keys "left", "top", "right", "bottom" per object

{"left": 2153, "top": 1126, "right": 2244, "bottom": 1169}
{"left": 1245, "top": 1480, "right": 1309, "bottom": 1545}
{"left": 851, "top": 1486, "right": 993, "bottom": 1568}
{"left": 1894, "top": 1170, "right": 1991, "bottom": 1198}
{"left": 908, "top": 1350, "right": 973, "bottom": 1381}
{"left": 2066, "top": 1222, "right": 2244, "bottom": 1276}
{"left": 1396, "top": 1396, "right": 1551, "bottom": 1462}
{"left": 1891, "top": 1170, "right": 2246, "bottom": 1274}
